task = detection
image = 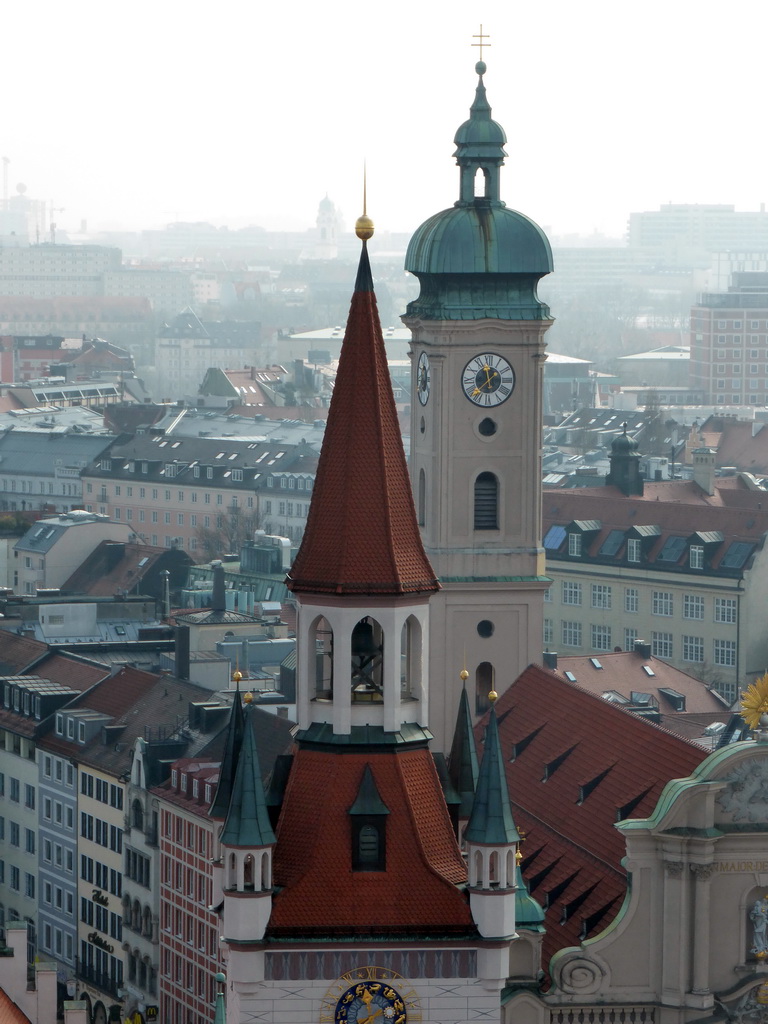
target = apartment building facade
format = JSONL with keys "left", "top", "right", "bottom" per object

{"left": 690, "top": 272, "right": 768, "bottom": 404}
{"left": 543, "top": 474, "right": 768, "bottom": 704}
{"left": 81, "top": 434, "right": 318, "bottom": 557}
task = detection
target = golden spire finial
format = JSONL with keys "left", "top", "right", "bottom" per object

{"left": 472, "top": 24, "right": 491, "bottom": 67}
{"left": 460, "top": 648, "right": 469, "bottom": 684}
{"left": 243, "top": 691, "right": 253, "bottom": 704}
{"left": 488, "top": 665, "right": 498, "bottom": 704}
{"left": 355, "top": 163, "right": 374, "bottom": 240}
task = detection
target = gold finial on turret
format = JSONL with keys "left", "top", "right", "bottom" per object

{"left": 355, "top": 163, "right": 374, "bottom": 240}
{"left": 232, "top": 668, "right": 242, "bottom": 683}
{"left": 243, "top": 691, "right": 253, "bottom": 704}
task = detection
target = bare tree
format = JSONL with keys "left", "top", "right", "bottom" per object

{"left": 195, "top": 503, "right": 262, "bottom": 560}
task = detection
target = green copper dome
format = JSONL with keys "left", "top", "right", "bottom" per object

{"left": 405, "top": 62, "right": 553, "bottom": 322}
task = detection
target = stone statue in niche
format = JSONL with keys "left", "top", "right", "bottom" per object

{"left": 750, "top": 897, "right": 768, "bottom": 958}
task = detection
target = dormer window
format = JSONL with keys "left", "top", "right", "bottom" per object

{"left": 689, "top": 545, "right": 704, "bottom": 569}
{"left": 165, "top": 464, "right": 176, "bottom": 479}
{"left": 348, "top": 765, "right": 389, "bottom": 872}
{"left": 193, "top": 465, "right": 200, "bottom": 478}
{"left": 141, "top": 461, "right": 148, "bottom": 474}
{"left": 78, "top": 722, "right": 85, "bottom": 743}
{"left": 171, "top": 769, "right": 178, "bottom": 788}
{"left": 627, "top": 538, "right": 642, "bottom": 563}
{"left": 67, "top": 719, "right": 75, "bottom": 739}
{"left": 55, "top": 713, "right": 63, "bottom": 736}
{"left": 205, "top": 783, "right": 212, "bottom": 803}
{"left": 180, "top": 773, "right": 187, "bottom": 793}
{"left": 100, "top": 458, "right": 111, "bottom": 471}
{"left": 192, "top": 779, "right": 199, "bottom": 799}
{"left": 206, "top": 467, "right": 213, "bottom": 480}
{"left": 568, "top": 533, "right": 582, "bottom": 557}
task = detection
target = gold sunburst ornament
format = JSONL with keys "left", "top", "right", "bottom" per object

{"left": 740, "top": 671, "right": 768, "bottom": 730}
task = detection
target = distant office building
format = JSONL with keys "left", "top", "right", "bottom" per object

{"left": 690, "top": 272, "right": 768, "bottom": 404}
{"left": 629, "top": 204, "right": 768, "bottom": 265}
{"left": 0, "top": 245, "right": 121, "bottom": 298}
{"left": 154, "top": 311, "right": 263, "bottom": 398}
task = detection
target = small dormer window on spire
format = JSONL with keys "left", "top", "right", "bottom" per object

{"left": 349, "top": 765, "right": 389, "bottom": 872}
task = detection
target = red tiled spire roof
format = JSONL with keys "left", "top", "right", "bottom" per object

{"left": 269, "top": 747, "right": 473, "bottom": 935}
{"left": 287, "top": 243, "right": 438, "bottom": 595}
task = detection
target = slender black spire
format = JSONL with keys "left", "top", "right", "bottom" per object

{"left": 209, "top": 678, "right": 245, "bottom": 819}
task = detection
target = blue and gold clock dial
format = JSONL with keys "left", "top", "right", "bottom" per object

{"left": 335, "top": 981, "right": 406, "bottom": 1024}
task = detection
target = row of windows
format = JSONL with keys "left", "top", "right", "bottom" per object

{"left": 40, "top": 923, "right": 74, "bottom": 963}
{"left": 552, "top": 583, "right": 737, "bottom": 621}
{"left": 0, "top": 861, "right": 36, "bottom": 897}
{"left": 552, "top": 619, "right": 737, "bottom": 665}
{"left": 126, "top": 848, "right": 151, "bottom": 888}
{"left": 162, "top": 810, "right": 212, "bottom": 856}
{"left": 43, "top": 797, "right": 74, "bottom": 829}
{"left": 42, "top": 838, "right": 74, "bottom": 872}
{"left": 0, "top": 776, "right": 35, "bottom": 807}
{"left": 81, "top": 772, "right": 123, "bottom": 809}
{"left": 43, "top": 882, "right": 74, "bottom": 915}
{"left": 81, "top": 898, "right": 123, "bottom": 940}
{"left": 81, "top": 855, "right": 122, "bottom": 896}
{"left": 42, "top": 755, "right": 75, "bottom": 787}
{"left": 89, "top": 480, "right": 258, "bottom": 501}
{"left": 80, "top": 812, "right": 122, "bottom": 852}
{"left": 160, "top": 907, "right": 218, "bottom": 958}
{"left": 0, "top": 818, "right": 36, "bottom": 852}
{"left": 568, "top": 534, "right": 644, "bottom": 561}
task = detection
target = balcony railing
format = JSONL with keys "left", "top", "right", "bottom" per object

{"left": 75, "top": 960, "right": 122, "bottom": 1000}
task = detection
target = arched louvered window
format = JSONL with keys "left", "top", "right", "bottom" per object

{"left": 474, "top": 472, "right": 498, "bottom": 530}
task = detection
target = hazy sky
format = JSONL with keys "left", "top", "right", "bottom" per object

{"left": 3, "top": 0, "right": 767, "bottom": 241}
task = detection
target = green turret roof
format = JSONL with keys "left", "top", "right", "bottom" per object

{"left": 448, "top": 685, "right": 479, "bottom": 818}
{"left": 404, "top": 61, "right": 552, "bottom": 322}
{"left": 209, "top": 682, "right": 245, "bottom": 819}
{"left": 514, "top": 860, "right": 545, "bottom": 928}
{"left": 465, "top": 704, "right": 520, "bottom": 845}
{"left": 220, "top": 704, "right": 276, "bottom": 848}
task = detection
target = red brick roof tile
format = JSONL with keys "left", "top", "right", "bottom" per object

{"left": 287, "top": 245, "right": 437, "bottom": 596}
{"left": 270, "top": 747, "right": 473, "bottom": 935}
{"left": 486, "top": 664, "right": 704, "bottom": 964}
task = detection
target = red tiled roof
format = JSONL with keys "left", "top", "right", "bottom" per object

{"left": 31, "top": 653, "right": 108, "bottom": 690}
{"left": 287, "top": 245, "right": 437, "bottom": 596}
{"left": 487, "top": 664, "right": 704, "bottom": 964}
{"left": 270, "top": 746, "right": 473, "bottom": 935}
{"left": 0, "top": 989, "right": 31, "bottom": 1024}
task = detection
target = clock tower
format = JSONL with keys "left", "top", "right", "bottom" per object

{"left": 403, "top": 59, "right": 553, "bottom": 746}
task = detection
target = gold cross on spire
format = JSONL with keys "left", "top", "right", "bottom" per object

{"left": 472, "top": 24, "right": 491, "bottom": 61}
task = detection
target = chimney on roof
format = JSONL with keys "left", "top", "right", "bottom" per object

{"left": 692, "top": 446, "right": 716, "bottom": 496}
{"left": 212, "top": 561, "right": 226, "bottom": 613}
{"left": 175, "top": 624, "right": 190, "bottom": 681}
{"left": 542, "top": 651, "right": 558, "bottom": 669}
{"left": 634, "top": 639, "right": 652, "bottom": 659}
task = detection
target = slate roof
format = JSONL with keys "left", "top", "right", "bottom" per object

{"left": 544, "top": 485, "right": 768, "bottom": 574}
{"left": 270, "top": 746, "right": 474, "bottom": 936}
{"left": 0, "top": 429, "right": 113, "bottom": 476}
{"left": 287, "top": 244, "right": 438, "bottom": 595}
{"left": 487, "top": 664, "right": 704, "bottom": 965}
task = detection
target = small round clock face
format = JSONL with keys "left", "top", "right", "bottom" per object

{"left": 416, "top": 351, "right": 431, "bottom": 405}
{"left": 335, "top": 981, "right": 406, "bottom": 1023}
{"left": 461, "top": 352, "right": 515, "bottom": 407}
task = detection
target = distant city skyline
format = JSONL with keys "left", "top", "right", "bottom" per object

{"left": 4, "top": 0, "right": 767, "bottom": 241}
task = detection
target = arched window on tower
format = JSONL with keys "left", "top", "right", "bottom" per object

{"left": 474, "top": 167, "right": 489, "bottom": 198}
{"left": 400, "top": 616, "right": 422, "bottom": 701}
{"left": 476, "top": 661, "right": 494, "bottom": 715}
{"left": 418, "top": 469, "right": 426, "bottom": 526}
{"left": 351, "top": 616, "right": 384, "bottom": 703}
{"left": 312, "top": 615, "right": 334, "bottom": 699}
{"left": 474, "top": 472, "right": 499, "bottom": 530}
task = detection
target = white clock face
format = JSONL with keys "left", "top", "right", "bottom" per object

{"left": 416, "top": 351, "right": 431, "bottom": 405}
{"left": 461, "top": 353, "right": 515, "bottom": 407}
